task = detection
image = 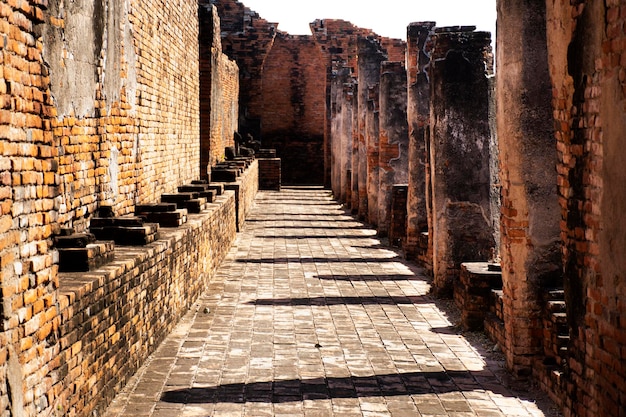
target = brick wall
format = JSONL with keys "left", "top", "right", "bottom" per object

{"left": 0, "top": 0, "right": 249, "bottom": 415}
{"left": 261, "top": 33, "right": 326, "bottom": 185}
{"left": 546, "top": 1, "right": 626, "bottom": 415}
{"left": 52, "top": 192, "right": 237, "bottom": 417}
{"left": 210, "top": 0, "right": 277, "bottom": 139}
{"left": 44, "top": 0, "right": 200, "bottom": 229}
{"left": 1, "top": 1, "right": 58, "bottom": 416}
{"left": 199, "top": 3, "right": 239, "bottom": 179}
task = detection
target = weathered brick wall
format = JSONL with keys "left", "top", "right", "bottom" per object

{"left": 44, "top": 0, "right": 200, "bottom": 229}
{"left": 210, "top": 0, "right": 277, "bottom": 139}
{"left": 1, "top": 1, "right": 244, "bottom": 416}
{"left": 545, "top": 1, "right": 626, "bottom": 415}
{"left": 199, "top": 3, "right": 239, "bottom": 179}
{"left": 261, "top": 33, "right": 326, "bottom": 185}
{"left": 53, "top": 192, "right": 237, "bottom": 417}
{"left": 1, "top": 1, "right": 59, "bottom": 416}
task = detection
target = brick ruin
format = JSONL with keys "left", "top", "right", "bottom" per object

{"left": 1, "top": 0, "right": 626, "bottom": 416}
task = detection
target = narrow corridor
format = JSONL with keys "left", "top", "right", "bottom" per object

{"left": 104, "top": 187, "right": 558, "bottom": 417}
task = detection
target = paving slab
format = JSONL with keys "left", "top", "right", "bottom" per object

{"left": 104, "top": 186, "right": 561, "bottom": 417}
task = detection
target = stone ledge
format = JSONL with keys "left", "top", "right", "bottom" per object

{"left": 54, "top": 190, "right": 238, "bottom": 417}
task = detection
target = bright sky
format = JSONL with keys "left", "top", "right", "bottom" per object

{"left": 239, "top": 0, "right": 497, "bottom": 41}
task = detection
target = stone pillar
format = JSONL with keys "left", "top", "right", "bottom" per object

{"left": 366, "top": 84, "right": 380, "bottom": 226}
{"left": 497, "top": 0, "right": 562, "bottom": 376}
{"left": 330, "top": 64, "right": 350, "bottom": 200}
{"left": 378, "top": 61, "right": 409, "bottom": 237}
{"left": 406, "top": 22, "right": 436, "bottom": 261}
{"left": 351, "top": 81, "right": 360, "bottom": 213}
{"left": 357, "top": 36, "right": 387, "bottom": 222}
{"left": 429, "top": 27, "right": 495, "bottom": 297}
{"left": 330, "top": 65, "right": 355, "bottom": 204}
{"left": 341, "top": 79, "right": 355, "bottom": 205}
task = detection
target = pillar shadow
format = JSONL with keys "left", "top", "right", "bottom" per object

{"left": 236, "top": 257, "right": 400, "bottom": 264}
{"left": 160, "top": 370, "right": 515, "bottom": 404}
{"left": 247, "top": 295, "right": 431, "bottom": 306}
{"left": 314, "top": 274, "right": 419, "bottom": 282}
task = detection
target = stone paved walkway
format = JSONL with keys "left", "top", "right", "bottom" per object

{"left": 104, "top": 187, "right": 559, "bottom": 417}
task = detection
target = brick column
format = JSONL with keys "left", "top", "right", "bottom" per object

{"left": 366, "top": 84, "right": 380, "bottom": 226}
{"left": 351, "top": 84, "right": 360, "bottom": 213}
{"left": 378, "top": 61, "right": 409, "bottom": 237}
{"left": 330, "top": 65, "right": 355, "bottom": 203}
{"left": 357, "top": 36, "right": 387, "bottom": 222}
{"left": 429, "top": 27, "right": 495, "bottom": 297}
{"left": 497, "top": 0, "right": 561, "bottom": 377}
{"left": 406, "top": 22, "right": 436, "bottom": 260}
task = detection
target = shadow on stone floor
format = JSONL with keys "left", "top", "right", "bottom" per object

{"left": 160, "top": 370, "right": 512, "bottom": 404}
{"left": 247, "top": 295, "right": 433, "bottom": 306}
{"left": 314, "top": 274, "right": 419, "bottom": 281}
{"left": 236, "top": 257, "right": 401, "bottom": 264}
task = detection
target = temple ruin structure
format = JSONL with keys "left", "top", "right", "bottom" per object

{"left": 1, "top": 0, "right": 625, "bottom": 416}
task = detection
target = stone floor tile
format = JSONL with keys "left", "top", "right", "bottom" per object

{"left": 103, "top": 187, "right": 561, "bottom": 417}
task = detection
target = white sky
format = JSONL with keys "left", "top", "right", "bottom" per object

{"left": 238, "top": 0, "right": 497, "bottom": 41}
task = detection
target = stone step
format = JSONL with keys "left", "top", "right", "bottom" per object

{"left": 91, "top": 223, "right": 159, "bottom": 245}
{"left": 141, "top": 209, "right": 188, "bottom": 227}
{"left": 211, "top": 169, "right": 239, "bottom": 182}
{"left": 547, "top": 300, "right": 567, "bottom": 313}
{"left": 161, "top": 192, "right": 199, "bottom": 204}
{"left": 181, "top": 198, "right": 207, "bottom": 213}
{"left": 54, "top": 232, "right": 97, "bottom": 248}
{"left": 90, "top": 216, "right": 146, "bottom": 228}
{"left": 58, "top": 241, "right": 115, "bottom": 272}
{"left": 135, "top": 203, "right": 178, "bottom": 213}
{"left": 546, "top": 288, "right": 565, "bottom": 300}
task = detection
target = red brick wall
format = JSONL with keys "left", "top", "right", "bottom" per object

{"left": 45, "top": 0, "right": 200, "bottom": 230}
{"left": 199, "top": 3, "right": 239, "bottom": 179}
{"left": 211, "top": 0, "right": 277, "bottom": 139}
{"left": 261, "top": 33, "right": 326, "bottom": 184}
{"left": 546, "top": 1, "right": 626, "bottom": 415}
{"left": 0, "top": 0, "right": 207, "bottom": 415}
{"left": 1, "top": 2, "right": 58, "bottom": 416}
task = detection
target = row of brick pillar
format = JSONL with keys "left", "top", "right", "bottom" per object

{"left": 329, "top": 25, "right": 496, "bottom": 297}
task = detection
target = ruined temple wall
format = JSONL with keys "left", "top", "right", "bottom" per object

{"left": 330, "top": 66, "right": 354, "bottom": 201}
{"left": 545, "top": 1, "right": 626, "bottom": 415}
{"left": 199, "top": 4, "right": 239, "bottom": 179}
{"left": 357, "top": 37, "right": 387, "bottom": 222}
{"left": 261, "top": 33, "right": 326, "bottom": 184}
{"left": 43, "top": 0, "right": 200, "bottom": 231}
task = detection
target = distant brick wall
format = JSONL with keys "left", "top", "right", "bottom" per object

{"left": 261, "top": 33, "right": 326, "bottom": 184}
{"left": 199, "top": 4, "right": 239, "bottom": 178}
{"left": 53, "top": 192, "right": 237, "bottom": 417}
{"left": 210, "top": 0, "right": 277, "bottom": 139}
